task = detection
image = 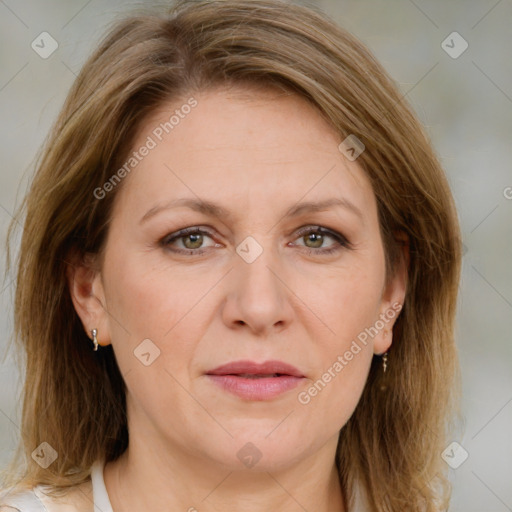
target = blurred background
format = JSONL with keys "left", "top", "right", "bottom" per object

{"left": 0, "top": 1, "right": 511, "bottom": 510}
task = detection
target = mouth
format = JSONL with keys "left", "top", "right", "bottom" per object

{"left": 231, "top": 373, "right": 289, "bottom": 378}
{"left": 206, "top": 359, "right": 304, "bottom": 378}
{"left": 205, "top": 360, "right": 305, "bottom": 400}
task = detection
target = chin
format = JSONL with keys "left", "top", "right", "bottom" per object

{"left": 203, "top": 434, "right": 311, "bottom": 472}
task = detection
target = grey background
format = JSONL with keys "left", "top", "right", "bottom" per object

{"left": 1, "top": 1, "right": 511, "bottom": 510}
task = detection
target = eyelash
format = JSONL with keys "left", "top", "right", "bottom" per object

{"left": 159, "top": 225, "right": 351, "bottom": 256}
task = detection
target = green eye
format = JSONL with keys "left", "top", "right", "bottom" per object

{"left": 181, "top": 232, "right": 204, "bottom": 249}
{"left": 161, "top": 225, "right": 350, "bottom": 256}
{"left": 293, "top": 226, "right": 350, "bottom": 255}
{"left": 303, "top": 231, "right": 324, "bottom": 248}
{"left": 161, "top": 228, "right": 216, "bottom": 254}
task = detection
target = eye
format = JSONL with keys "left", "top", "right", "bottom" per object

{"left": 160, "top": 227, "right": 219, "bottom": 254}
{"left": 291, "top": 226, "right": 350, "bottom": 255}
{"left": 160, "top": 225, "right": 351, "bottom": 256}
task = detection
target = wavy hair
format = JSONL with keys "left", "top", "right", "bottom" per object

{"left": 1, "top": 1, "right": 461, "bottom": 510}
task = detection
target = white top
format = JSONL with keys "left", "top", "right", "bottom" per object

{"left": 90, "top": 459, "right": 114, "bottom": 512}
{"left": 1, "top": 459, "right": 369, "bottom": 511}
{"left": 0, "top": 459, "right": 113, "bottom": 512}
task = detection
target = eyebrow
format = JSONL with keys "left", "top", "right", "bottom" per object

{"left": 140, "top": 197, "right": 363, "bottom": 225}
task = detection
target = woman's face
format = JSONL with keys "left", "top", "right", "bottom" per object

{"left": 74, "top": 86, "right": 406, "bottom": 471}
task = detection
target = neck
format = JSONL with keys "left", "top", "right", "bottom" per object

{"left": 104, "top": 434, "right": 345, "bottom": 512}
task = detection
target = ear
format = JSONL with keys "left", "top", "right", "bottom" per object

{"left": 66, "top": 250, "right": 112, "bottom": 348}
{"left": 373, "top": 231, "right": 409, "bottom": 355}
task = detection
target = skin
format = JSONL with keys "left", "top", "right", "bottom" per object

{"left": 69, "top": 85, "right": 407, "bottom": 512}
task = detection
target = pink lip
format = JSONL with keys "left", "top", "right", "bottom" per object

{"left": 206, "top": 360, "right": 305, "bottom": 401}
{"left": 207, "top": 360, "right": 304, "bottom": 377}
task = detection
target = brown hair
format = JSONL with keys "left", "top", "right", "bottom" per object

{"left": 1, "top": 1, "right": 461, "bottom": 510}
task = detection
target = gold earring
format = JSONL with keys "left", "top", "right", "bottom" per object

{"left": 382, "top": 352, "right": 388, "bottom": 373}
{"left": 91, "top": 328, "right": 99, "bottom": 351}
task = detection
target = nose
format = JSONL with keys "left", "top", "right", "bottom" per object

{"left": 221, "top": 242, "right": 294, "bottom": 336}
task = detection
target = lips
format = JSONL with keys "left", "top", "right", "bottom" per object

{"left": 205, "top": 360, "right": 305, "bottom": 401}
{"left": 206, "top": 360, "right": 304, "bottom": 378}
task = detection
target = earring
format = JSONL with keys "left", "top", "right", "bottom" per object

{"left": 382, "top": 352, "right": 388, "bottom": 373}
{"left": 91, "top": 328, "right": 99, "bottom": 351}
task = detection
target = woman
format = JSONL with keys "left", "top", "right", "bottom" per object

{"left": 0, "top": 0, "right": 461, "bottom": 511}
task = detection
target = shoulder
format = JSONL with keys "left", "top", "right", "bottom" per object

{"left": 0, "top": 488, "right": 47, "bottom": 512}
{"left": 1, "top": 479, "right": 93, "bottom": 512}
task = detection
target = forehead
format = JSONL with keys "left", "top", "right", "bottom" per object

{"left": 110, "top": 86, "right": 376, "bottom": 224}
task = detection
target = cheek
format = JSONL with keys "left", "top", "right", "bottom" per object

{"left": 101, "top": 247, "right": 215, "bottom": 376}
{"left": 103, "top": 246, "right": 200, "bottom": 334}
{"left": 297, "top": 282, "right": 376, "bottom": 432}
{"left": 296, "top": 260, "right": 384, "bottom": 348}
{"left": 293, "top": 263, "right": 382, "bottom": 421}
{"left": 297, "top": 348, "right": 373, "bottom": 441}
